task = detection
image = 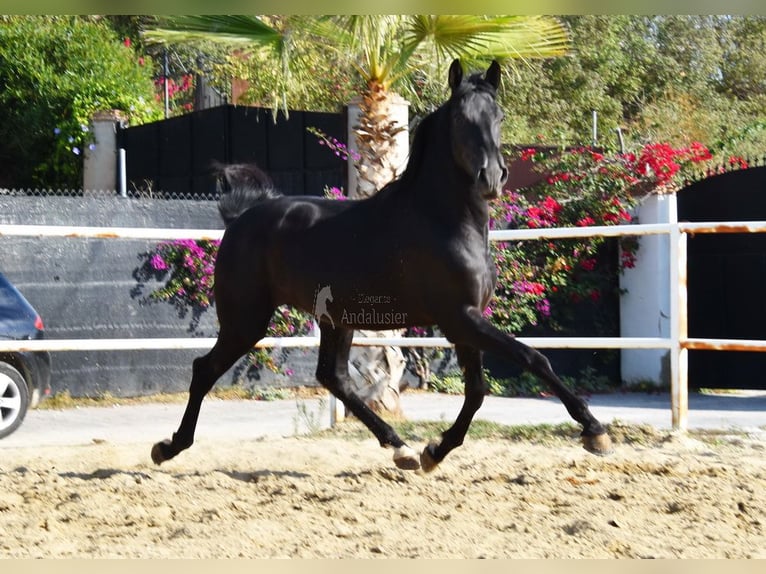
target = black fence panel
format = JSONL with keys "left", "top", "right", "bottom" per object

{"left": 679, "top": 166, "right": 766, "bottom": 390}
{"left": 228, "top": 106, "right": 271, "bottom": 166}
{"left": 118, "top": 105, "right": 347, "bottom": 199}
{"left": 119, "top": 122, "right": 160, "bottom": 194}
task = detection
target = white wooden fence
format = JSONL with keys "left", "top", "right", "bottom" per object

{"left": 2, "top": 193, "right": 766, "bottom": 431}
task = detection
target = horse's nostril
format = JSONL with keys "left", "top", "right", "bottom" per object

{"left": 478, "top": 165, "right": 507, "bottom": 187}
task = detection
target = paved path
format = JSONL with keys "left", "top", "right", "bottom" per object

{"left": 2, "top": 390, "right": 764, "bottom": 450}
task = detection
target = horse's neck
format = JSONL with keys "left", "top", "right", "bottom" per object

{"left": 392, "top": 105, "right": 490, "bottom": 232}
{"left": 413, "top": 153, "right": 490, "bottom": 233}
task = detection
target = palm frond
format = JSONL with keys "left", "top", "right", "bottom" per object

{"left": 311, "top": 16, "right": 412, "bottom": 89}
{"left": 403, "top": 15, "right": 571, "bottom": 62}
{"left": 143, "top": 15, "right": 282, "bottom": 49}
{"left": 477, "top": 16, "right": 572, "bottom": 60}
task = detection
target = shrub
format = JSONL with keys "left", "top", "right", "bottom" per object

{"left": 486, "top": 142, "right": 716, "bottom": 333}
{"left": 0, "top": 16, "right": 162, "bottom": 189}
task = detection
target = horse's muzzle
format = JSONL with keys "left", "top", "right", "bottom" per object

{"left": 477, "top": 163, "right": 508, "bottom": 199}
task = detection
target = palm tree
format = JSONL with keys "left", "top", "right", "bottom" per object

{"left": 144, "top": 15, "right": 571, "bottom": 413}
{"left": 145, "top": 15, "right": 570, "bottom": 195}
{"left": 317, "top": 15, "right": 571, "bottom": 197}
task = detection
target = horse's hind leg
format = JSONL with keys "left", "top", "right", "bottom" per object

{"left": 151, "top": 302, "right": 274, "bottom": 464}
{"left": 316, "top": 323, "right": 420, "bottom": 470}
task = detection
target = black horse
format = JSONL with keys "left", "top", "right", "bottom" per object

{"left": 151, "top": 60, "right": 612, "bottom": 472}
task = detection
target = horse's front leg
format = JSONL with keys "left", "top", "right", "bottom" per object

{"left": 425, "top": 307, "right": 612, "bottom": 470}
{"left": 420, "top": 344, "right": 485, "bottom": 472}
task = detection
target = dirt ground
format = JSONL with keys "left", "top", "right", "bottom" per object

{"left": 1, "top": 427, "right": 765, "bottom": 558}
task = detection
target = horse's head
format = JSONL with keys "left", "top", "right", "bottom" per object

{"left": 447, "top": 59, "right": 508, "bottom": 200}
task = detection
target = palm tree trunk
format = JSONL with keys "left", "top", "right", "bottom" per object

{"left": 343, "top": 86, "right": 410, "bottom": 416}
{"left": 347, "top": 88, "right": 409, "bottom": 199}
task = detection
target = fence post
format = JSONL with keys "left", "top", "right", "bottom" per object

{"left": 668, "top": 193, "right": 689, "bottom": 430}
{"left": 84, "top": 110, "right": 126, "bottom": 194}
{"left": 118, "top": 148, "right": 127, "bottom": 198}
{"left": 329, "top": 395, "right": 345, "bottom": 427}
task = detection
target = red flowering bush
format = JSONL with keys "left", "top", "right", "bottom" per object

{"left": 154, "top": 74, "right": 195, "bottom": 115}
{"left": 487, "top": 141, "right": 716, "bottom": 333}
{"left": 146, "top": 239, "right": 220, "bottom": 308}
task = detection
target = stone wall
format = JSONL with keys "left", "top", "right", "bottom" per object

{"left": 0, "top": 193, "right": 319, "bottom": 397}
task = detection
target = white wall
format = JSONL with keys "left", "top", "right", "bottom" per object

{"left": 619, "top": 193, "right": 677, "bottom": 385}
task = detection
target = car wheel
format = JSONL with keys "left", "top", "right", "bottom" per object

{"left": 0, "top": 362, "right": 29, "bottom": 439}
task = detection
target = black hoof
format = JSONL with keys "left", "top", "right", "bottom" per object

{"left": 582, "top": 433, "right": 613, "bottom": 456}
{"left": 151, "top": 439, "right": 173, "bottom": 465}
{"left": 393, "top": 445, "right": 421, "bottom": 470}
{"left": 420, "top": 441, "right": 440, "bottom": 473}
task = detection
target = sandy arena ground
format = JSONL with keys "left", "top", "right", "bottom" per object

{"left": 1, "top": 426, "right": 764, "bottom": 559}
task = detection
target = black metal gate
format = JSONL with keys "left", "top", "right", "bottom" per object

{"left": 678, "top": 165, "right": 766, "bottom": 389}
{"left": 117, "top": 105, "right": 347, "bottom": 198}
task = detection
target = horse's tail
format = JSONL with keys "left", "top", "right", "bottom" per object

{"left": 213, "top": 162, "right": 282, "bottom": 227}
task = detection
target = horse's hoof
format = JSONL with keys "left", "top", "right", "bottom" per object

{"left": 420, "top": 442, "right": 440, "bottom": 473}
{"left": 582, "top": 433, "right": 613, "bottom": 456}
{"left": 151, "top": 439, "right": 172, "bottom": 465}
{"left": 393, "top": 445, "right": 421, "bottom": 471}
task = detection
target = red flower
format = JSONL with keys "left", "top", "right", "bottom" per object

{"left": 621, "top": 251, "right": 637, "bottom": 269}
{"left": 576, "top": 216, "right": 596, "bottom": 227}
{"left": 123, "top": 37, "right": 131, "bottom": 48}
{"left": 541, "top": 196, "right": 562, "bottom": 213}
{"left": 688, "top": 141, "right": 712, "bottom": 162}
{"left": 581, "top": 258, "right": 597, "bottom": 271}
{"left": 637, "top": 143, "right": 682, "bottom": 185}
{"left": 728, "top": 156, "right": 749, "bottom": 169}
{"left": 520, "top": 148, "right": 537, "bottom": 161}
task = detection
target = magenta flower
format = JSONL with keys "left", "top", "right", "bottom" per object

{"left": 150, "top": 254, "right": 168, "bottom": 271}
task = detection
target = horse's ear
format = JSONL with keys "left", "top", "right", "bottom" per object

{"left": 485, "top": 60, "right": 501, "bottom": 90}
{"left": 448, "top": 59, "right": 463, "bottom": 91}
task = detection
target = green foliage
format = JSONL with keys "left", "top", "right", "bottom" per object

{"left": 142, "top": 15, "right": 766, "bottom": 160}
{"left": 427, "top": 372, "right": 465, "bottom": 395}
{"left": 147, "top": 15, "right": 570, "bottom": 115}
{"left": 427, "top": 365, "right": 614, "bottom": 398}
{"left": 0, "top": 16, "right": 162, "bottom": 189}
{"left": 499, "top": 15, "right": 766, "bottom": 160}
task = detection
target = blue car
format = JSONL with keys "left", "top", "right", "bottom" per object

{"left": 0, "top": 271, "right": 51, "bottom": 439}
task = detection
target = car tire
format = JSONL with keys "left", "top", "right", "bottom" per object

{"left": 0, "top": 362, "right": 29, "bottom": 439}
